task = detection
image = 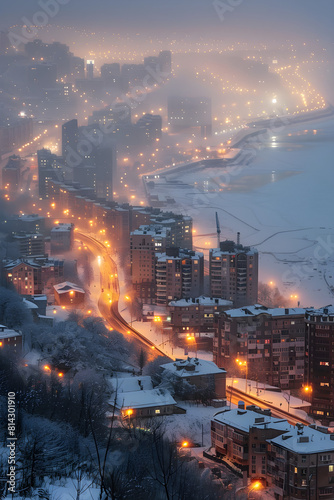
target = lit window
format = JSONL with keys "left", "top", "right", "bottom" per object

{"left": 155, "top": 409, "right": 161, "bottom": 414}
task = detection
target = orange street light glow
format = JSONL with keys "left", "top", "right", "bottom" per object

{"left": 251, "top": 481, "right": 262, "bottom": 490}
{"left": 182, "top": 441, "right": 189, "bottom": 447}
{"left": 58, "top": 372, "right": 64, "bottom": 378}
{"left": 44, "top": 365, "right": 51, "bottom": 371}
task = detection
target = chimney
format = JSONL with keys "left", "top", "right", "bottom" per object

{"left": 237, "top": 232, "right": 240, "bottom": 245}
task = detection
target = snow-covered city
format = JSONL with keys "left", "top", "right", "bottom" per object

{"left": 0, "top": 1, "right": 333, "bottom": 499}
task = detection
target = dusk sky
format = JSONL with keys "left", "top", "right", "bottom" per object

{"left": 2, "top": 0, "right": 334, "bottom": 45}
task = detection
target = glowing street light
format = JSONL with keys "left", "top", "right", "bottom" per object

{"left": 125, "top": 295, "right": 133, "bottom": 325}
{"left": 236, "top": 358, "right": 248, "bottom": 393}
{"left": 186, "top": 335, "right": 197, "bottom": 357}
{"left": 248, "top": 481, "right": 262, "bottom": 498}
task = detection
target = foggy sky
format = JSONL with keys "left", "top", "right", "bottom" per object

{"left": 1, "top": 0, "right": 334, "bottom": 45}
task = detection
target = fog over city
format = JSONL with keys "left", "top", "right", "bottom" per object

{"left": 0, "top": 1, "right": 333, "bottom": 499}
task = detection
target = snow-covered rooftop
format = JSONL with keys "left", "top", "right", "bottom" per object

{"left": 108, "top": 375, "right": 153, "bottom": 394}
{"left": 169, "top": 295, "right": 233, "bottom": 307}
{"left": 162, "top": 357, "right": 226, "bottom": 377}
{"left": 224, "top": 304, "right": 306, "bottom": 318}
{"left": 23, "top": 298, "right": 39, "bottom": 309}
{"left": 210, "top": 247, "right": 257, "bottom": 257}
{"left": 269, "top": 425, "right": 334, "bottom": 454}
{"left": 45, "top": 306, "right": 70, "bottom": 321}
{"left": 53, "top": 282, "right": 85, "bottom": 294}
{"left": 0, "top": 325, "right": 21, "bottom": 339}
{"left": 305, "top": 305, "right": 334, "bottom": 317}
{"left": 156, "top": 250, "right": 203, "bottom": 262}
{"left": 112, "top": 388, "right": 176, "bottom": 410}
{"left": 213, "top": 408, "right": 291, "bottom": 433}
{"left": 51, "top": 223, "right": 73, "bottom": 232}
{"left": 130, "top": 225, "right": 170, "bottom": 238}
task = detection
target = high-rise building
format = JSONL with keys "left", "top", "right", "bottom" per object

{"left": 169, "top": 296, "right": 233, "bottom": 345}
{"left": 37, "top": 148, "right": 63, "bottom": 199}
{"left": 121, "top": 64, "right": 145, "bottom": 88}
{"left": 305, "top": 306, "right": 334, "bottom": 423}
{"left": 168, "top": 96, "right": 212, "bottom": 136}
{"left": 213, "top": 305, "right": 306, "bottom": 389}
{"left": 130, "top": 225, "right": 172, "bottom": 304}
{"left": 86, "top": 60, "right": 94, "bottom": 79}
{"left": 3, "top": 214, "right": 45, "bottom": 236}
{"left": 155, "top": 248, "right": 204, "bottom": 305}
{"left": 0, "top": 116, "right": 33, "bottom": 155}
{"left": 150, "top": 214, "right": 193, "bottom": 250}
{"left": 158, "top": 50, "right": 172, "bottom": 74}
{"left": 95, "top": 146, "right": 116, "bottom": 201}
{"left": 27, "top": 63, "right": 57, "bottom": 92}
{"left": 136, "top": 114, "right": 162, "bottom": 143}
{"left": 12, "top": 233, "right": 45, "bottom": 258}
{"left": 71, "top": 56, "right": 85, "bottom": 79}
{"left": 62, "top": 119, "right": 78, "bottom": 160}
{"left": 209, "top": 241, "right": 258, "bottom": 307}
{"left": 2, "top": 155, "right": 24, "bottom": 193}
{"left": 89, "top": 103, "right": 131, "bottom": 127}
{"left": 100, "top": 63, "right": 121, "bottom": 88}
{"left": 51, "top": 223, "right": 74, "bottom": 254}
{"left": 144, "top": 56, "right": 160, "bottom": 72}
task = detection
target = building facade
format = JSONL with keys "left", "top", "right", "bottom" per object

{"left": 305, "top": 306, "right": 334, "bottom": 423}
{"left": 130, "top": 225, "right": 171, "bottom": 304}
{"left": 168, "top": 296, "right": 233, "bottom": 346}
{"left": 0, "top": 324, "right": 22, "bottom": 355}
{"left": 213, "top": 305, "right": 306, "bottom": 390}
{"left": 211, "top": 407, "right": 334, "bottom": 499}
{"left": 51, "top": 223, "right": 74, "bottom": 254}
{"left": 155, "top": 248, "right": 204, "bottom": 305}
{"left": 3, "top": 258, "right": 64, "bottom": 295}
{"left": 209, "top": 241, "right": 258, "bottom": 307}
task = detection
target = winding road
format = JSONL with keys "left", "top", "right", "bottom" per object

{"left": 76, "top": 232, "right": 171, "bottom": 361}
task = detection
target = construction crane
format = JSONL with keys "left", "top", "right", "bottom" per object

{"left": 215, "top": 212, "right": 221, "bottom": 248}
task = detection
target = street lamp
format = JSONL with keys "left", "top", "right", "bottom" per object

{"left": 303, "top": 385, "right": 312, "bottom": 403}
{"left": 125, "top": 295, "right": 133, "bottom": 326}
{"left": 248, "top": 481, "right": 262, "bottom": 499}
{"left": 236, "top": 359, "right": 248, "bottom": 394}
{"left": 186, "top": 335, "right": 197, "bottom": 357}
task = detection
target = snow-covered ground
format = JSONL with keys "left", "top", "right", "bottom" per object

{"left": 146, "top": 115, "right": 334, "bottom": 308}
{"left": 2, "top": 477, "right": 101, "bottom": 500}
{"left": 160, "top": 401, "right": 226, "bottom": 446}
